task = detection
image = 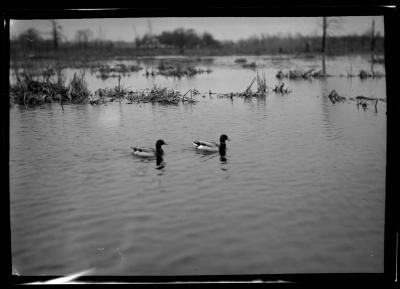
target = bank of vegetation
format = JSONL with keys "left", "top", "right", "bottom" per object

{"left": 9, "top": 69, "right": 198, "bottom": 107}
{"left": 11, "top": 26, "right": 384, "bottom": 61}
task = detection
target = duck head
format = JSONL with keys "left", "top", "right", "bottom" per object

{"left": 219, "top": 134, "right": 230, "bottom": 143}
{"left": 155, "top": 139, "right": 167, "bottom": 148}
{"left": 155, "top": 139, "right": 167, "bottom": 155}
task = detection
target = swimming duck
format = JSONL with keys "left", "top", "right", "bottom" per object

{"left": 193, "top": 134, "right": 230, "bottom": 154}
{"left": 131, "top": 139, "right": 167, "bottom": 157}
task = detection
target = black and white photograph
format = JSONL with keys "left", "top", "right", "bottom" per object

{"left": 7, "top": 8, "right": 394, "bottom": 283}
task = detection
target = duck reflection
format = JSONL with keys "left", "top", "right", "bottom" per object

{"left": 156, "top": 154, "right": 165, "bottom": 170}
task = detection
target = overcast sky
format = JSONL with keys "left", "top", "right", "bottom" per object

{"left": 10, "top": 16, "right": 384, "bottom": 42}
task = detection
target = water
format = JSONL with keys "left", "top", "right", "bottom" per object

{"left": 10, "top": 55, "right": 386, "bottom": 276}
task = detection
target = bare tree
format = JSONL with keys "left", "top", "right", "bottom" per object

{"left": 51, "top": 20, "right": 63, "bottom": 50}
{"left": 322, "top": 17, "right": 327, "bottom": 75}
{"left": 320, "top": 17, "right": 341, "bottom": 75}
{"left": 370, "top": 19, "right": 376, "bottom": 73}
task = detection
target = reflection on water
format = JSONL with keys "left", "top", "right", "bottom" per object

{"left": 10, "top": 55, "right": 386, "bottom": 276}
{"left": 156, "top": 155, "right": 165, "bottom": 170}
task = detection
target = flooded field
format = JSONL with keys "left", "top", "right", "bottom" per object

{"left": 10, "top": 54, "right": 386, "bottom": 276}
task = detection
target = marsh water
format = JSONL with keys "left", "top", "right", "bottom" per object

{"left": 10, "top": 55, "right": 386, "bottom": 276}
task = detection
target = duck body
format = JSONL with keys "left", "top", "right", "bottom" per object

{"left": 132, "top": 147, "right": 159, "bottom": 157}
{"left": 193, "top": 134, "right": 230, "bottom": 154}
{"left": 192, "top": 140, "right": 219, "bottom": 152}
{"left": 132, "top": 139, "right": 166, "bottom": 158}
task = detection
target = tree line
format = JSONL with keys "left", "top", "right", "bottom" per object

{"left": 11, "top": 25, "right": 384, "bottom": 57}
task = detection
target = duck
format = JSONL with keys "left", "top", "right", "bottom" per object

{"left": 131, "top": 139, "right": 167, "bottom": 157}
{"left": 193, "top": 134, "right": 230, "bottom": 154}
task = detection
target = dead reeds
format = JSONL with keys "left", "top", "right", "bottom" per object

{"left": 218, "top": 72, "right": 287, "bottom": 99}
{"left": 90, "top": 85, "right": 197, "bottom": 105}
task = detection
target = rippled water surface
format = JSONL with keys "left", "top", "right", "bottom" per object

{"left": 10, "top": 55, "right": 386, "bottom": 275}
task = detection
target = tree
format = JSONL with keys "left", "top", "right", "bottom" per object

{"left": 201, "top": 32, "right": 219, "bottom": 47}
{"left": 369, "top": 19, "right": 376, "bottom": 73}
{"left": 18, "top": 28, "right": 42, "bottom": 49}
{"left": 320, "top": 17, "right": 341, "bottom": 75}
{"left": 75, "top": 29, "right": 93, "bottom": 49}
{"left": 51, "top": 20, "right": 63, "bottom": 50}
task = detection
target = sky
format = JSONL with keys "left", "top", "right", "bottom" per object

{"left": 10, "top": 16, "right": 384, "bottom": 42}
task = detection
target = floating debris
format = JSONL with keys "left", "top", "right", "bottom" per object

{"left": 326, "top": 91, "right": 383, "bottom": 112}
{"left": 354, "top": 95, "right": 380, "bottom": 111}
{"left": 276, "top": 69, "right": 326, "bottom": 80}
{"left": 272, "top": 82, "right": 291, "bottom": 94}
{"left": 327, "top": 90, "right": 346, "bottom": 103}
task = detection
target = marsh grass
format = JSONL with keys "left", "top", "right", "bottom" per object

{"left": 91, "top": 85, "right": 197, "bottom": 105}
{"left": 10, "top": 69, "right": 90, "bottom": 106}
{"left": 67, "top": 72, "right": 90, "bottom": 103}
{"left": 276, "top": 69, "right": 326, "bottom": 80}
{"left": 218, "top": 72, "right": 274, "bottom": 99}
{"left": 156, "top": 62, "right": 212, "bottom": 78}
{"left": 93, "top": 63, "right": 143, "bottom": 80}
{"left": 10, "top": 70, "right": 68, "bottom": 106}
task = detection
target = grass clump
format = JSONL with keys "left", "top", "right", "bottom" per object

{"left": 90, "top": 85, "right": 197, "bottom": 105}
{"left": 67, "top": 72, "right": 90, "bottom": 103}
{"left": 93, "top": 63, "right": 143, "bottom": 79}
{"left": 157, "top": 63, "right": 212, "bottom": 78}
{"left": 276, "top": 69, "right": 326, "bottom": 80}
{"left": 218, "top": 72, "right": 275, "bottom": 99}
{"left": 234, "top": 58, "right": 247, "bottom": 63}
{"left": 10, "top": 70, "right": 68, "bottom": 106}
{"left": 10, "top": 70, "right": 90, "bottom": 106}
